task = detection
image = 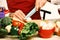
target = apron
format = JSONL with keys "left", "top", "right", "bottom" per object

{"left": 7, "top": 0, "right": 41, "bottom": 19}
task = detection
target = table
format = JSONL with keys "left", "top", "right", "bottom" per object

{"left": 0, "top": 35, "right": 60, "bottom": 40}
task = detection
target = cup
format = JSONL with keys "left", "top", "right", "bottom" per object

{"left": 38, "top": 21, "right": 55, "bottom": 38}
{"left": 38, "top": 27, "right": 55, "bottom": 38}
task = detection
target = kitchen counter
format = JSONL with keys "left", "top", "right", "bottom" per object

{"left": 0, "top": 35, "right": 60, "bottom": 40}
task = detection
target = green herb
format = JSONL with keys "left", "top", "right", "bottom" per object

{"left": 10, "top": 26, "right": 19, "bottom": 35}
{"left": 19, "top": 22, "right": 39, "bottom": 40}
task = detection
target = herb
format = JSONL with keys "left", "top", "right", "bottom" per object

{"left": 19, "top": 22, "right": 39, "bottom": 40}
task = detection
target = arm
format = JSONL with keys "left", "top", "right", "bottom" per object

{"left": 35, "top": 0, "right": 47, "bottom": 11}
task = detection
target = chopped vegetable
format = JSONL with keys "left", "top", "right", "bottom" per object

{"left": 12, "top": 20, "right": 24, "bottom": 28}
{"left": 18, "top": 22, "right": 24, "bottom": 34}
{"left": 0, "top": 28, "right": 8, "bottom": 38}
{"left": 12, "top": 20, "right": 24, "bottom": 34}
{"left": 5, "top": 24, "right": 12, "bottom": 33}
{"left": 12, "top": 20, "right": 19, "bottom": 27}
{"left": 10, "top": 26, "right": 19, "bottom": 35}
{"left": 18, "top": 22, "right": 24, "bottom": 30}
{"left": 1, "top": 17, "right": 12, "bottom": 28}
{"left": 19, "top": 22, "right": 39, "bottom": 40}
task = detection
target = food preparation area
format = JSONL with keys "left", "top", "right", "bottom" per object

{"left": 0, "top": 0, "right": 60, "bottom": 40}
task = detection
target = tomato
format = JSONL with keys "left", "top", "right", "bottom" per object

{"left": 12, "top": 20, "right": 19, "bottom": 27}
{"left": 18, "top": 22, "right": 24, "bottom": 34}
{"left": 12, "top": 20, "right": 24, "bottom": 34}
{"left": 18, "top": 22, "right": 24, "bottom": 30}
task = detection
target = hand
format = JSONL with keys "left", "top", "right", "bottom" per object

{"left": 35, "top": 0, "right": 47, "bottom": 11}
{"left": 14, "top": 10, "right": 25, "bottom": 21}
{"left": 10, "top": 10, "right": 26, "bottom": 23}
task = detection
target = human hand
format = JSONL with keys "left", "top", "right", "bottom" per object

{"left": 14, "top": 10, "right": 25, "bottom": 21}
{"left": 10, "top": 10, "right": 26, "bottom": 23}
{"left": 35, "top": 0, "right": 47, "bottom": 11}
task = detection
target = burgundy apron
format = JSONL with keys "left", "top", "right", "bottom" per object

{"left": 7, "top": 0, "right": 41, "bottom": 19}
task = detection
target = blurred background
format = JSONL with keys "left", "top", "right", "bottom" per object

{"left": 48, "top": 0, "right": 60, "bottom": 5}
{"left": 0, "top": 0, "right": 60, "bottom": 10}
{"left": 0, "top": 0, "right": 60, "bottom": 19}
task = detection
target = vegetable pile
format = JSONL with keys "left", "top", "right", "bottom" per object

{"left": 0, "top": 17, "right": 39, "bottom": 40}
{"left": 19, "top": 22, "right": 39, "bottom": 40}
{"left": 0, "top": 17, "right": 12, "bottom": 37}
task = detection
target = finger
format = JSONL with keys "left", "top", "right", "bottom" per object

{"left": 14, "top": 14, "right": 26, "bottom": 23}
{"left": 17, "top": 10, "right": 25, "bottom": 18}
{"left": 15, "top": 10, "right": 25, "bottom": 19}
{"left": 15, "top": 10, "right": 24, "bottom": 18}
{"left": 13, "top": 15, "right": 25, "bottom": 24}
{"left": 14, "top": 13, "right": 27, "bottom": 23}
{"left": 14, "top": 13, "right": 23, "bottom": 21}
{"left": 19, "top": 10, "right": 25, "bottom": 18}
{"left": 12, "top": 12, "right": 26, "bottom": 23}
{"left": 15, "top": 11, "right": 23, "bottom": 20}
{"left": 13, "top": 14, "right": 21, "bottom": 20}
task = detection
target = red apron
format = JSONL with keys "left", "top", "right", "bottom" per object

{"left": 7, "top": 0, "right": 41, "bottom": 19}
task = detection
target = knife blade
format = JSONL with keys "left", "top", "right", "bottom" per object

{"left": 24, "top": 7, "right": 36, "bottom": 19}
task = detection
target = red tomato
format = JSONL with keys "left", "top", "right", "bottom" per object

{"left": 12, "top": 20, "right": 20, "bottom": 27}
{"left": 18, "top": 22, "right": 24, "bottom": 30}
{"left": 12, "top": 20, "right": 24, "bottom": 34}
{"left": 18, "top": 22, "right": 24, "bottom": 34}
{"left": 38, "top": 27, "right": 55, "bottom": 38}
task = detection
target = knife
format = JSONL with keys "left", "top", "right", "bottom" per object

{"left": 24, "top": 7, "right": 51, "bottom": 20}
{"left": 24, "top": 7, "right": 36, "bottom": 19}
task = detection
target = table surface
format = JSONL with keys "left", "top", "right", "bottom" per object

{"left": 0, "top": 35, "right": 60, "bottom": 40}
